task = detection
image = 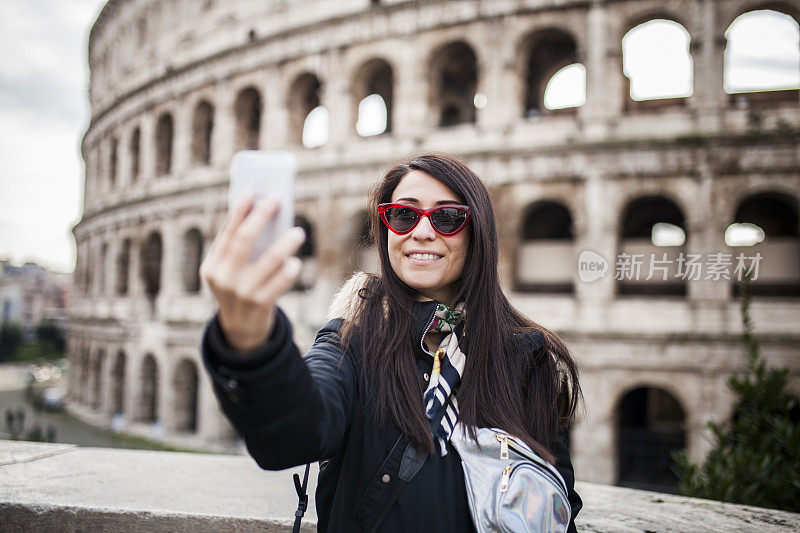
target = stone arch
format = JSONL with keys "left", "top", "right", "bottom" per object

{"left": 293, "top": 214, "right": 316, "bottom": 291}
{"left": 115, "top": 238, "right": 131, "bottom": 295}
{"left": 617, "top": 195, "right": 687, "bottom": 296}
{"left": 621, "top": 17, "right": 694, "bottom": 109}
{"left": 516, "top": 200, "right": 575, "bottom": 293}
{"left": 519, "top": 27, "right": 583, "bottom": 116}
{"left": 723, "top": 7, "right": 799, "bottom": 104}
{"left": 172, "top": 358, "right": 198, "bottom": 433}
{"left": 154, "top": 112, "right": 174, "bottom": 175}
{"left": 288, "top": 72, "right": 324, "bottom": 146}
{"left": 352, "top": 57, "right": 394, "bottom": 136}
{"left": 615, "top": 386, "right": 687, "bottom": 492}
{"left": 140, "top": 231, "right": 163, "bottom": 299}
{"left": 138, "top": 353, "right": 158, "bottom": 423}
{"left": 729, "top": 191, "right": 800, "bottom": 296}
{"left": 110, "top": 349, "right": 125, "bottom": 416}
{"left": 719, "top": 1, "right": 800, "bottom": 36}
{"left": 129, "top": 126, "right": 141, "bottom": 181}
{"left": 429, "top": 41, "right": 478, "bottom": 127}
{"left": 234, "top": 86, "right": 261, "bottom": 151}
{"left": 181, "top": 228, "right": 203, "bottom": 294}
{"left": 191, "top": 99, "right": 214, "bottom": 165}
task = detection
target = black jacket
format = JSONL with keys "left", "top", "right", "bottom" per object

{"left": 202, "top": 299, "right": 582, "bottom": 532}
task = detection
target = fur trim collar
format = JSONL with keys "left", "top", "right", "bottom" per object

{"left": 327, "top": 271, "right": 373, "bottom": 322}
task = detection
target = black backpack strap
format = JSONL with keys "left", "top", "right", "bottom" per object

{"left": 291, "top": 463, "right": 311, "bottom": 533}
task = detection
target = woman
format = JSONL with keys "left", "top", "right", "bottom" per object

{"left": 200, "top": 154, "right": 582, "bottom": 532}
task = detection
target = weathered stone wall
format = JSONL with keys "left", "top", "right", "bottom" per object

{"left": 70, "top": 0, "right": 800, "bottom": 484}
{"left": 2, "top": 440, "right": 800, "bottom": 532}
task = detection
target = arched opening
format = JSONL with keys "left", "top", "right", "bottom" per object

{"left": 729, "top": 192, "right": 800, "bottom": 296}
{"left": 516, "top": 201, "right": 574, "bottom": 293}
{"left": 622, "top": 19, "right": 693, "bottom": 109}
{"left": 109, "top": 136, "right": 118, "bottom": 186}
{"left": 191, "top": 100, "right": 214, "bottom": 165}
{"left": 618, "top": 196, "right": 687, "bottom": 296}
{"left": 182, "top": 228, "right": 203, "bottom": 294}
{"left": 111, "top": 350, "right": 125, "bottom": 416}
{"left": 543, "top": 64, "right": 586, "bottom": 111}
{"left": 115, "top": 238, "right": 130, "bottom": 295}
{"left": 139, "top": 354, "right": 158, "bottom": 423}
{"left": 303, "top": 106, "right": 329, "bottom": 148}
{"left": 154, "top": 113, "right": 174, "bottom": 175}
{"left": 724, "top": 9, "right": 800, "bottom": 107}
{"left": 129, "top": 127, "right": 140, "bottom": 181}
{"left": 288, "top": 73, "right": 326, "bottom": 147}
{"left": 98, "top": 243, "right": 108, "bottom": 296}
{"left": 172, "top": 359, "right": 198, "bottom": 433}
{"left": 234, "top": 87, "right": 262, "bottom": 151}
{"left": 140, "top": 231, "right": 163, "bottom": 300}
{"left": 293, "top": 215, "right": 316, "bottom": 291}
{"left": 92, "top": 349, "right": 104, "bottom": 410}
{"left": 616, "top": 387, "right": 686, "bottom": 493}
{"left": 353, "top": 58, "right": 393, "bottom": 136}
{"left": 522, "top": 29, "right": 584, "bottom": 116}
{"left": 430, "top": 41, "right": 478, "bottom": 127}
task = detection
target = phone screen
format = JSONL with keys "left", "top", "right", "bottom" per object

{"left": 228, "top": 150, "right": 297, "bottom": 261}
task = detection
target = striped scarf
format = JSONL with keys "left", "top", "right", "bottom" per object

{"left": 423, "top": 302, "right": 466, "bottom": 456}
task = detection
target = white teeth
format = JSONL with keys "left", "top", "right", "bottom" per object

{"left": 408, "top": 253, "right": 440, "bottom": 261}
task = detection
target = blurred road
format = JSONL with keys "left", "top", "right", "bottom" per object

{"left": 0, "top": 363, "right": 148, "bottom": 449}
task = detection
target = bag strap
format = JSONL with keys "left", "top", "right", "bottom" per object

{"left": 291, "top": 463, "right": 311, "bottom": 533}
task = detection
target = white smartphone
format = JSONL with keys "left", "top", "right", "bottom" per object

{"left": 228, "top": 150, "right": 297, "bottom": 261}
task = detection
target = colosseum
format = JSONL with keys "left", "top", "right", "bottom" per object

{"left": 69, "top": 0, "right": 799, "bottom": 492}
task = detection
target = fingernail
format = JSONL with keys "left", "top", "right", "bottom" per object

{"left": 292, "top": 226, "right": 306, "bottom": 241}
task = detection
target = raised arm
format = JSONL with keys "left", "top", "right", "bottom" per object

{"left": 199, "top": 196, "right": 355, "bottom": 468}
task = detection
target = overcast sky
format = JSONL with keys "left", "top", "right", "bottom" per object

{"left": 0, "top": 3, "right": 797, "bottom": 274}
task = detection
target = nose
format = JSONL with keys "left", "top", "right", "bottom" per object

{"left": 411, "top": 214, "right": 437, "bottom": 240}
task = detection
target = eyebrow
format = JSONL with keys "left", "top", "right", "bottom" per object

{"left": 395, "top": 197, "right": 462, "bottom": 205}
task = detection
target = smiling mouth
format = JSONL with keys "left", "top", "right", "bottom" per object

{"left": 406, "top": 252, "right": 443, "bottom": 262}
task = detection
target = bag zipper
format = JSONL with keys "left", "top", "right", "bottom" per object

{"left": 494, "top": 432, "right": 568, "bottom": 499}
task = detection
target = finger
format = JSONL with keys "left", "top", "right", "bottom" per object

{"left": 227, "top": 198, "right": 280, "bottom": 261}
{"left": 250, "top": 226, "right": 306, "bottom": 281}
{"left": 213, "top": 195, "right": 257, "bottom": 258}
{"left": 253, "top": 256, "right": 303, "bottom": 303}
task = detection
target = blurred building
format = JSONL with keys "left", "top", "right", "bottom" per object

{"left": 70, "top": 0, "right": 799, "bottom": 488}
{"left": 1, "top": 260, "right": 71, "bottom": 339}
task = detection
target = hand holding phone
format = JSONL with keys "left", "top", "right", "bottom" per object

{"left": 199, "top": 150, "right": 304, "bottom": 353}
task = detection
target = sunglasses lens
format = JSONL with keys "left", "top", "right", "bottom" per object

{"left": 386, "top": 206, "right": 419, "bottom": 233}
{"left": 430, "top": 207, "right": 468, "bottom": 234}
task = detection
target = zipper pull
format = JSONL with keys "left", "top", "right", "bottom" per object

{"left": 495, "top": 434, "right": 509, "bottom": 460}
{"left": 499, "top": 464, "right": 513, "bottom": 493}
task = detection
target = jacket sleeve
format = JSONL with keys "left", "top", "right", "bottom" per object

{"left": 201, "top": 307, "right": 357, "bottom": 470}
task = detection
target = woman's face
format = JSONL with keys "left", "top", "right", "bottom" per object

{"left": 387, "top": 170, "right": 470, "bottom": 306}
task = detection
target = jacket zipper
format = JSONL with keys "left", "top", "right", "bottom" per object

{"left": 419, "top": 306, "right": 437, "bottom": 357}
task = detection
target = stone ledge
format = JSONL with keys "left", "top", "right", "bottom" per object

{"left": 1, "top": 440, "right": 798, "bottom": 532}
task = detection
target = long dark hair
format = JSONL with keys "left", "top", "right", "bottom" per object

{"left": 341, "top": 153, "right": 580, "bottom": 460}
